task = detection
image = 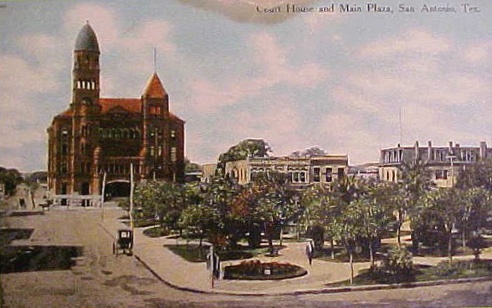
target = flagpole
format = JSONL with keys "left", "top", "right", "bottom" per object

{"left": 130, "top": 163, "right": 134, "bottom": 231}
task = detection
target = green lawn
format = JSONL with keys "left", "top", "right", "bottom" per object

{"left": 326, "top": 259, "right": 492, "bottom": 287}
{"left": 165, "top": 244, "right": 270, "bottom": 262}
{"left": 142, "top": 226, "right": 171, "bottom": 238}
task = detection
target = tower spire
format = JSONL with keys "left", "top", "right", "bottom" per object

{"left": 153, "top": 47, "right": 157, "bottom": 72}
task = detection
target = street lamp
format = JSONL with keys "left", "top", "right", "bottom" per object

{"left": 448, "top": 153, "right": 457, "bottom": 187}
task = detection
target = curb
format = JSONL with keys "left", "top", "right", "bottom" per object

{"left": 133, "top": 247, "right": 492, "bottom": 297}
{"left": 98, "top": 220, "right": 492, "bottom": 297}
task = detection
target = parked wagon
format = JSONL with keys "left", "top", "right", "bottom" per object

{"left": 113, "top": 228, "right": 133, "bottom": 255}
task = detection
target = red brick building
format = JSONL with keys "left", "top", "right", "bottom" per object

{"left": 47, "top": 23, "right": 185, "bottom": 198}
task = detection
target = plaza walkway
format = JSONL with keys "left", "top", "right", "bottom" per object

{"left": 99, "top": 206, "right": 370, "bottom": 294}
{"left": 95, "top": 205, "right": 492, "bottom": 295}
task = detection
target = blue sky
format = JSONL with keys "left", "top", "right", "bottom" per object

{"left": 1, "top": 0, "right": 492, "bottom": 172}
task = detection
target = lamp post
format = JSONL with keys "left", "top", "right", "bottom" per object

{"left": 448, "top": 154, "right": 456, "bottom": 187}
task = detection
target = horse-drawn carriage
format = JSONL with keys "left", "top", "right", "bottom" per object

{"left": 113, "top": 228, "right": 133, "bottom": 255}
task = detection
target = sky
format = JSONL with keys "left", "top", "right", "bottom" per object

{"left": 1, "top": 0, "right": 492, "bottom": 172}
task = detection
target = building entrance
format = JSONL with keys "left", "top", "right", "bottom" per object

{"left": 104, "top": 181, "right": 130, "bottom": 201}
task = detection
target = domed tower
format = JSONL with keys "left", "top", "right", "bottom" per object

{"left": 73, "top": 21, "right": 100, "bottom": 109}
{"left": 70, "top": 22, "right": 101, "bottom": 196}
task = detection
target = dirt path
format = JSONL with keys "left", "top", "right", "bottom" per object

{"left": 1, "top": 209, "right": 201, "bottom": 308}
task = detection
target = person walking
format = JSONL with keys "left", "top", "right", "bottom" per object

{"left": 306, "top": 240, "right": 314, "bottom": 265}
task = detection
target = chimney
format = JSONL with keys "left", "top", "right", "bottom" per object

{"left": 480, "top": 141, "right": 487, "bottom": 160}
{"left": 414, "top": 141, "right": 420, "bottom": 162}
{"left": 448, "top": 141, "right": 454, "bottom": 156}
{"left": 427, "top": 141, "right": 432, "bottom": 161}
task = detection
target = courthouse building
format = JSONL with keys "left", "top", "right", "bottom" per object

{"left": 47, "top": 23, "right": 185, "bottom": 199}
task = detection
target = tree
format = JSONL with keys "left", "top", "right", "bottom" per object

{"left": 179, "top": 203, "right": 217, "bottom": 249}
{"left": 217, "top": 139, "right": 271, "bottom": 175}
{"left": 200, "top": 176, "right": 241, "bottom": 248}
{"left": 456, "top": 159, "right": 492, "bottom": 190}
{"left": 0, "top": 167, "right": 23, "bottom": 196}
{"left": 184, "top": 158, "right": 202, "bottom": 173}
{"left": 290, "top": 146, "right": 327, "bottom": 158}
{"left": 133, "top": 181, "right": 188, "bottom": 230}
{"left": 133, "top": 180, "right": 162, "bottom": 221}
{"left": 420, "top": 188, "right": 462, "bottom": 263}
{"left": 332, "top": 199, "right": 363, "bottom": 285}
{"left": 301, "top": 184, "right": 340, "bottom": 258}
{"left": 458, "top": 187, "right": 491, "bottom": 250}
{"left": 250, "top": 172, "right": 302, "bottom": 252}
{"left": 356, "top": 180, "right": 394, "bottom": 268}
{"left": 396, "top": 159, "right": 434, "bottom": 248}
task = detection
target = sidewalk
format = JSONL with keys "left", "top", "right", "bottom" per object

{"left": 99, "top": 207, "right": 369, "bottom": 295}
{"left": 98, "top": 206, "right": 492, "bottom": 296}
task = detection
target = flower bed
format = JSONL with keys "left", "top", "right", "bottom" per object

{"left": 224, "top": 259, "right": 307, "bottom": 280}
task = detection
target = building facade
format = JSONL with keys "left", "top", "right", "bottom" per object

{"left": 222, "top": 155, "right": 349, "bottom": 187}
{"left": 47, "top": 23, "right": 185, "bottom": 197}
{"left": 379, "top": 141, "right": 491, "bottom": 187}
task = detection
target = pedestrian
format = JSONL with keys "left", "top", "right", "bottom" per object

{"left": 306, "top": 240, "right": 314, "bottom": 265}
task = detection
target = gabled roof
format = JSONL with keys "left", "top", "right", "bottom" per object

{"left": 142, "top": 73, "right": 167, "bottom": 98}
{"left": 100, "top": 98, "right": 141, "bottom": 114}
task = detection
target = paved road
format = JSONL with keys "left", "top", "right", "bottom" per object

{"left": 1, "top": 208, "right": 492, "bottom": 308}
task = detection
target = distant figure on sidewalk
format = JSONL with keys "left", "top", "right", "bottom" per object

{"left": 306, "top": 240, "right": 314, "bottom": 265}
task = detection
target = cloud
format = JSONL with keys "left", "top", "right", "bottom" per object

{"left": 177, "top": 0, "right": 317, "bottom": 24}
{"left": 222, "top": 99, "right": 303, "bottom": 153}
{"left": 324, "top": 29, "right": 492, "bottom": 163}
{"left": 189, "top": 31, "right": 328, "bottom": 112}
{"left": 250, "top": 32, "right": 329, "bottom": 87}
{"left": 358, "top": 29, "right": 452, "bottom": 58}
{"left": 462, "top": 41, "right": 492, "bottom": 65}
{"left": 63, "top": 3, "right": 120, "bottom": 52}
{"left": 0, "top": 53, "right": 60, "bottom": 150}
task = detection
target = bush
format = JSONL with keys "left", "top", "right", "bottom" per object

{"left": 467, "top": 235, "right": 488, "bottom": 260}
{"left": 432, "top": 260, "right": 492, "bottom": 277}
{"left": 382, "top": 246, "right": 414, "bottom": 276}
{"left": 143, "top": 226, "right": 170, "bottom": 238}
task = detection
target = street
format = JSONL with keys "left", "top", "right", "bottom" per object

{"left": 1, "top": 208, "right": 491, "bottom": 308}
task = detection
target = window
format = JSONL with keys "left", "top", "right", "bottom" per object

{"left": 293, "top": 172, "right": 299, "bottom": 183}
{"left": 436, "top": 170, "right": 448, "bottom": 180}
{"left": 338, "top": 168, "right": 345, "bottom": 179}
{"left": 61, "top": 144, "right": 68, "bottom": 155}
{"left": 150, "top": 146, "right": 155, "bottom": 156}
{"left": 300, "top": 172, "right": 306, "bottom": 183}
{"left": 313, "top": 167, "right": 320, "bottom": 182}
{"left": 171, "top": 130, "right": 176, "bottom": 138}
{"left": 325, "top": 168, "right": 333, "bottom": 182}
{"left": 61, "top": 163, "right": 68, "bottom": 175}
{"left": 149, "top": 106, "right": 162, "bottom": 117}
{"left": 171, "top": 147, "right": 177, "bottom": 162}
